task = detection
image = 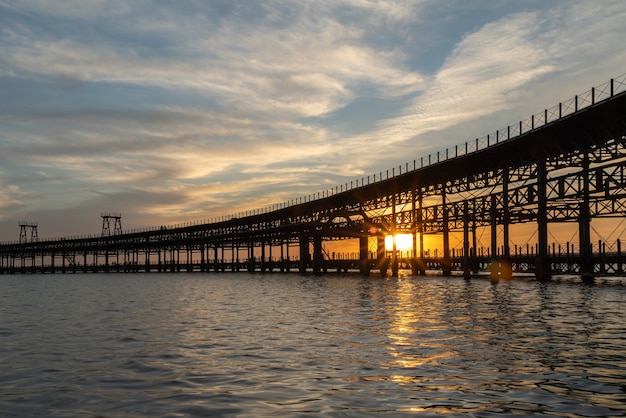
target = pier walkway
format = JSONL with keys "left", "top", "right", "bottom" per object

{"left": 3, "top": 76, "right": 626, "bottom": 280}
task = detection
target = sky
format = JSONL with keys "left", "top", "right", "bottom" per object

{"left": 1, "top": 0, "right": 626, "bottom": 241}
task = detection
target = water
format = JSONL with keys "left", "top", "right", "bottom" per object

{"left": 1, "top": 272, "right": 625, "bottom": 417}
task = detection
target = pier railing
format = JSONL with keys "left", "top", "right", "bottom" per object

{"left": 127, "top": 73, "right": 626, "bottom": 227}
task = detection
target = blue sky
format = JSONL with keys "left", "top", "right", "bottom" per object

{"left": 1, "top": 0, "right": 625, "bottom": 240}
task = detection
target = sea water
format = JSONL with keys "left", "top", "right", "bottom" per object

{"left": 1, "top": 272, "right": 625, "bottom": 417}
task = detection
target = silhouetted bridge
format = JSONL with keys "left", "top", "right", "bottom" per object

{"left": 3, "top": 75, "right": 626, "bottom": 280}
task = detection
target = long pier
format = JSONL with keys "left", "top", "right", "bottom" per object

{"left": 2, "top": 75, "right": 626, "bottom": 280}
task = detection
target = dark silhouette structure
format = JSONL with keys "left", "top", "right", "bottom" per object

{"left": 101, "top": 213, "right": 122, "bottom": 237}
{"left": 18, "top": 222, "right": 38, "bottom": 244}
{"left": 2, "top": 76, "right": 626, "bottom": 279}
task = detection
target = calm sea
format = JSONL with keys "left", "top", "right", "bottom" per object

{"left": 1, "top": 272, "right": 625, "bottom": 417}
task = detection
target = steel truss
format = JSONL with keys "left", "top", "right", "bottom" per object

{"left": 2, "top": 84, "right": 626, "bottom": 279}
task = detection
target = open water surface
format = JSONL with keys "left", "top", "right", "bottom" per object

{"left": 1, "top": 272, "right": 625, "bottom": 417}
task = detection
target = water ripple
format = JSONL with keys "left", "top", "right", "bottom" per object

{"left": 0, "top": 273, "right": 625, "bottom": 416}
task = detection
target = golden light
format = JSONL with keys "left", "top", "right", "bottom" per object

{"left": 384, "top": 234, "right": 413, "bottom": 252}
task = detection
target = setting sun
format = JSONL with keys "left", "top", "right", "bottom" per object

{"left": 385, "top": 234, "right": 414, "bottom": 252}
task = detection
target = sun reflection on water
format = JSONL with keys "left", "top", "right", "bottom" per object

{"left": 385, "top": 276, "right": 456, "bottom": 376}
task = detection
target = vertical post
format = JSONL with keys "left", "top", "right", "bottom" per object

{"left": 313, "top": 235, "right": 323, "bottom": 274}
{"left": 391, "top": 194, "right": 399, "bottom": 276}
{"left": 299, "top": 232, "right": 309, "bottom": 274}
{"left": 377, "top": 234, "right": 387, "bottom": 277}
{"left": 359, "top": 233, "right": 370, "bottom": 276}
{"left": 471, "top": 220, "right": 478, "bottom": 273}
{"left": 502, "top": 168, "right": 511, "bottom": 280}
{"left": 617, "top": 239, "right": 622, "bottom": 274}
{"left": 247, "top": 244, "right": 254, "bottom": 272}
{"left": 413, "top": 193, "right": 423, "bottom": 275}
{"left": 200, "top": 244, "right": 205, "bottom": 272}
{"left": 592, "top": 87, "right": 595, "bottom": 105}
{"left": 442, "top": 189, "right": 451, "bottom": 276}
{"left": 536, "top": 160, "right": 550, "bottom": 280}
{"left": 490, "top": 194, "right": 498, "bottom": 262}
{"left": 261, "top": 241, "right": 266, "bottom": 273}
{"left": 600, "top": 240, "right": 606, "bottom": 274}
{"left": 579, "top": 153, "right": 593, "bottom": 279}
{"left": 463, "top": 201, "right": 470, "bottom": 278}
{"left": 280, "top": 239, "right": 285, "bottom": 273}
{"left": 411, "top": 189, "right": 419, "bottom": 275}
{"left": 145, "top": 237, "right": 150, "bottom": 273}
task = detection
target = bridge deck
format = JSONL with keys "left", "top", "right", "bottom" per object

{"left": 3, "top": 77, "right": 626, "bottom": 280}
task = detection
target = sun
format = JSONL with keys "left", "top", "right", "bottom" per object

{"left": 385, "top": 234, "right": 413, "bottom": 252}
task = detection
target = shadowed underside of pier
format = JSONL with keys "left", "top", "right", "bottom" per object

{"left": 3, "top": 77, "right": 626, "bottom": 280}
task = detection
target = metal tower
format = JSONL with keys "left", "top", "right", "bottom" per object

{"left": 101, "top": 213, "right": 122, "bottom": 237}
{"left": 18, "top": 222, "right": 38, "bottom": 243}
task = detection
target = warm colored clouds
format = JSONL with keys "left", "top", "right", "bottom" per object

{"left": 0, "top": 0, "right": 625, "bottom": 238}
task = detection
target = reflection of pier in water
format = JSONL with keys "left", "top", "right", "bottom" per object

{"left": 3, "top": 75, "right": 626, "bottom": 280}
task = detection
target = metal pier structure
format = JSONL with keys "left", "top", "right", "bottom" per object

{"left": 2, "top": 76, "right": 626, "bottom": 280}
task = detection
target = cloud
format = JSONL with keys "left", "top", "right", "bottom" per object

{"left": 333, "top": 1, "right": 626, "bottom": 158}
{"left": 0, "top": 182, "right": 32, "bottom": 215}
{"left": 1, "top": 0, "right": 626, "bottom": 239}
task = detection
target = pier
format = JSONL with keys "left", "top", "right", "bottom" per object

{"left": 2, "top": 76, "right": 626, "bottom": 280}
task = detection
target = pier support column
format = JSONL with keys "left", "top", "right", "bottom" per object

{"left": 471, "top": 222, "right": 479, "bottom": 273}
{"left": 299, "top": 233, "right": 309, "bottom": 274}
{"left": 442, "top": 190, "right": 451, "bottom": 276}
{"left": 377, "top": 235, "right": 387, "bottom": 277}
{"left": 391, "top": 238, "right": 399, "bottom": 277}
{"left": 502, "top": 167, "right": 512, "bottom": 280}
{"left": 463, "top": 201, "right": 470, "bottom": 279}
{"left": 200, "top": 244, "right": 205, "bottom": 272}
{"left": 145, "top": 238, "right": 151, "bottom": 273}
{"left": 490, "top": 194, "right": 498, "bottom": 260}
{"left": 536, "top": 160, "right": 551, "bottom": 280}
{"left": 391, "top": 195, "right": 399, "bottom": 276}
{"left": 247, "top": 245, "right": 255, "bottom": 272}
{"left": 411, "top": 193, "right": 418, "bottom": 276}
{"left": 618, "top": 239, "right": 623, "bottom": 274}
{"left": 280, "top": 240, "right": 285, "bottom": 272}
{"left": 502, "top": 168, "right": 511, "bottom": 261}
{"left": 579, "top": 153, "right": 593, "bottom": 280}
{"left": 359, "top": 234, "right": 370, "bottom": 276}
{"left": 313, "top": 235, "right": 323, "bottom": 274}
{"left": 418, "top": 194, "right": 425, "bottom": 275}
